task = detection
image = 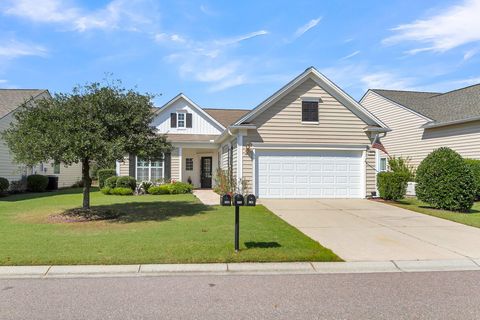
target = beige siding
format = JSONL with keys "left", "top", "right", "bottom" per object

{"left": 118, "top": 156, "right": 130, "bottom": 177}
{"left": 250, "top": 78, "right": 372, "bottom": 145}
{"left": 365, "top": 150, "right": 376, "bottom": 196}
{"left": 362, "top": 91, "right": 480, "bottom": 167}
{"left": 171, "top": 148, "right": 180, "bottom": 180}
{"left": 0, "top": 113, "right": 25, "bottom": 182}
{"left": 242, "top": 135, "right": 254, "bottom": 192}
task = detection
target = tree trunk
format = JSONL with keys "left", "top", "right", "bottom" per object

{"left": 82, "top": 158, "right": 91, "bottom": 209}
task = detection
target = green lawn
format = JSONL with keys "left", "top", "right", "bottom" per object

{"left": 0, "top": 188, "right": 340, "bottom": 265}
{"left": 389, "top": 198, "right": 480, "bottom": 228}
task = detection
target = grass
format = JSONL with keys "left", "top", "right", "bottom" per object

{"left": 0, "top": 188, "right": 341, "bottom": 265}
{"left": 389, "top": 197, "right": 480, "bottom": 228}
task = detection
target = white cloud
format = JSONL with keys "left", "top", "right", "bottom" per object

{"left": 339, "top": 50, "right": 360, "bottom": 61}
{"left": 0, "top": 79, "right": 7, "bottom": 84}
{"left": 2, "top": 0, "right": 156, "bottom": 32}
{"left": 383, "top": 0, "right": 480, "bottom": 53}
{"left": 216, "top": 30, "right": 269, "bottom": 45}
{"left": 360, "top": 72, "right": 415, "bottom": 90}
{"left": 0, "top": 40, "right": 47, "bottom": 58}
{"left": 463, "top": 48, "right": 478, "bottom": 60}
{"left": 294, "top": 17, "right": 322, "bottom": 38}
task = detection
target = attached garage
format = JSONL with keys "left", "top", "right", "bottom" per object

{"left": 255, "top": 150, "right": 364, "bottom": 199}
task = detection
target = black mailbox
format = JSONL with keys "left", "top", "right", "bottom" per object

{"left": 233, "top": 194, "right": 244, "bottom": 206}
{"left": 246, "top": 194, "right": 256, "bottom": 206}
{"left": 220, "top": 194, "right": 231, "bottom": 206}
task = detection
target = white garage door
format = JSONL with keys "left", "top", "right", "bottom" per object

{"left": 256, "top": 150, "right": 363, "bottom": 199}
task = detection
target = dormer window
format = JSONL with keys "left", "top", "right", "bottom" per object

{"left": 177, "top": 112, "right": 185, "bottom": 128}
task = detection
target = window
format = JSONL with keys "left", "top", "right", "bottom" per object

{"left": 177, "top": 112, "right": 185, "bottom": 128}
{"left": 379, "top": 157, "right": 388, "bottom": 172}
{"left": 302, "top": 100, "right": 319, "bottom": 122}
{"left": 53, "top": 162, "right": 60, "bottom": 174}
{"left": 136, "top": 158, "right": 164, "bottom": 181}
{"left": 185, "top": 158, "right": 193, "bottom": 171}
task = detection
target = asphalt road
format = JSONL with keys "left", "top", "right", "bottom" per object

{"left": 1, "top": 271, "right": 480, "bottom": 319}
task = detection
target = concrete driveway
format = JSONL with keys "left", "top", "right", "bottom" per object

{"left": 261, "top": 199, "right": 480, "bottom": 261}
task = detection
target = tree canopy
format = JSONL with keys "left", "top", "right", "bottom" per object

{"left": 3, "top": 81, "right": 172, "bottom": 209}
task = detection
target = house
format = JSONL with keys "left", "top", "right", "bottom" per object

{"left": 118, "top": 67, "right": 390, "bottom": 198}
{"left": 361, "top": 85, "right": 480, "bottom": 171}
{"left": 0, "top": 89, "right": 82, "bottom": 188}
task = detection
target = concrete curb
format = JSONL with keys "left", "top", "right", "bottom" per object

{"left": 1, "top": 260, "right": 479, "bottom": 279}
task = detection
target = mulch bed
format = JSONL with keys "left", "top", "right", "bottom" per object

{"left": 47, "top": 208, "right": 120, "bottom": 223}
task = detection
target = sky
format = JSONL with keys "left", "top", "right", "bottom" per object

{"left": 1, "top": 0, "right": 480, "bottom": 108}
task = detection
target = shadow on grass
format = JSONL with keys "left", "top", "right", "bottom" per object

{"left": 244, "top": 241, "right": 281, "bottom": 249}
{"left": 0, "top": 187, "right": 87, "bottom": 202}
{"left": 88, "top": 201, "right": 213, "bottom": 223}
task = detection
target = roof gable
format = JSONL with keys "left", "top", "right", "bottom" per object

{"left": 204, "top": 108, "right": 250, "bottom": 127}
{"left": 234, "top": 67, "right": 388, "bottom": 130}
{"left": 0, "top": 89, "right": 48, "bottom": 119}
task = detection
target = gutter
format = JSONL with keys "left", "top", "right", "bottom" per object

{"left": 214, "top": 125, "right": 256, "bottom": 144}
{"left": 421, "top": 116, "right": 480, "bottom": 129}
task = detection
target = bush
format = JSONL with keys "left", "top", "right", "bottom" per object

{"left": 139, "top": 181, "right": 153, "bottom": 194}
{"left": 100, "top": 187, "right": 112, "bottom": 195}
{"left": 148, "top": 185, "right": 170, "bottom": 195}
{"left": 116, "top": 176, "right": 136, "bottom": 190}
{"left": 110, "top": 187, "right": 134, "bottom": 195}
{"left": 0, "top": 177, "right": 9, "bottom": 192}
{"left": 97, "top": 169, "right": 116, "bottom": 188}
{"left": 9, "top": 179, "right": 26, "bottom": 193}
{"left": 377, "top": 171, "right": 409, "bottom": 200}
{"left": 416, "top": 148, "right": 476, "bottom": 212}
{"left": 26, "top": 174, "right": 48, "bottom": 192}
{"left": 104, "top": 176, "right": 118, "bottom": 189}
{"left": 388, "top": 156, "right": 415, "bottom": 181}
{"left": 168, "top": 181, "right": 193, "bottom": 194}
{"left": 465, "top": 159, "right": 480, "bottom": 199}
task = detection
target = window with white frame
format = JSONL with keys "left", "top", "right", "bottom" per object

{"left": 177, "top": 112, "right": 185, "bottom": 128}
{"left": 379, "top": 157, "right": 388, "bottom": 172}
{"left": 185, "top": 158, "right": 193, "bottom": 171}
{"left": 136, "top": 158, "right": 164, "bottom": 181}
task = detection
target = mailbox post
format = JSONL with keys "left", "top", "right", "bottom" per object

{"left": 233, "top": 194, "right": 244, "bottom": 252}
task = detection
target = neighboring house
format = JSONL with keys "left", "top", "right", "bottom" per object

{"left": 118, "top": 67, "right": 389, "bottom": 198}
{"left": 0, "top": 89, "right": 82, "bottom": 188}
{"left": 361, "top": 85, "right": 480, "bottom": 171}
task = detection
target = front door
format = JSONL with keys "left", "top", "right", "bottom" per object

{"left": 200, "top": 157, "right": 213, "bottom": 188}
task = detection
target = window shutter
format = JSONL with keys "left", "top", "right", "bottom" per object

{"left": 186, "top": 113, "right": 192, "bottom": 128}
{"left": 170, "top": 113, "right": 177, "bottom": 128}
{"left": 164, "top": 153, "right": 171, "bottom": 179}
{"left": 128, "top": 154, "right": 136, "bottom": 178}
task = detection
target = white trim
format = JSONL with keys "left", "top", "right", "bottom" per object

{"left": 301, "top": 97, "right": 322, "bottom": 102}
{"left": 252, "top": 148, "right": 257, "bottom": 197}
{"left": 134, "top": 156, "right": 164, "bottom": 181}
{"left": 361, "top": 150, "right": 367, "bottom": 198}
{"left": 178, "top": 147, "right": 183, "bottom": 182}
{"left": 176, "top": 111, "right": 186, "bottom": 129}
{"left": 115, "top": 160, "right": 120, "bottom": 176}
{"left": 421, "top": 115, "right": 480, "bottom": 129}
{"left": 156, "top": 93, "right": 225, "bottom": 130}
{"left": 234, "top": 67, "right": 389, "bottom": 129}
{"left": 375, "top": 149, "right": 380, "bottom": 196}
{"left": 301, "top": 121, "right": 319, "bottom": 125}
{"left": 251, "top": 143, "right": 369, "bottom": 151}
{"left": 237, "top": 134, "right": 243, "bottom": 181}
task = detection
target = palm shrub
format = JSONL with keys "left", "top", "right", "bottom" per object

{"left": 416, "top": 148, "right": 476, "bottom": 212}
{"left": 27, "top": 174, "right": 48, "bottom": 192}
{"left": 98, "top": 169, "right": 116, "bottom": 188}
{"left": 465, "top": 159, "right": 480, "bottom": 199}
{"left": 0, "top": 177, "right": 9, "bottom": 192}
{"left": 377, "top": 171, "right": 409, "bottom": 200}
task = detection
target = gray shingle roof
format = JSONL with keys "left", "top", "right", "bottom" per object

{"left": 0, "top": 89, "right": 47, "bottom": 119}
{"left": 371, "top": 84, "right": 480, "bottom": 125}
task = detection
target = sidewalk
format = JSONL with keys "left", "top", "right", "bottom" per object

{"left": 2, "top": 260, "right": 480, "bottom": 279}
{"left": 193, "top": 189, "right": 219, "bottom": 205}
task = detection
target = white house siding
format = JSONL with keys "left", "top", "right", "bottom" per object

{"left": 362, "top": 91, "right": 480, "bottom": 167}
{"left": 152, "top": 97, "right": 223, "bottom": 135}
{"left": 231, "top": 138, "right": 237, "bottom": 178}
{"left": 243, "top": 78, "right": 375, "bottom": 197}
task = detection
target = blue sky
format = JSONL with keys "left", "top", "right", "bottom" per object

{"left": 1, "top": 0, "right": 480, "bottom": 108}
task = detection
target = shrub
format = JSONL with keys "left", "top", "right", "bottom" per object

{"left": 110, "top": 187, "right": 134, "bottom": 195}
{"left": 0, "top": 177, "right": 9, "bottom": 192}
{"left": 416, "top": 148, "right": 476, "bottom": 212}
{"left": 104, "top": 176, "right": 118, "bottom": 189}
{"left": 168, "top": 181, "right": 193, "bottom": 194}
{"left": 139, "top": 181, "right": 153, "bottom": 194}
{"left": 26, "top": 174, "right": 48, "bottom": 192}
{"left": 97, "top": 169, "right": 116, "bottom": 188}
{"left": 148, "top": 185, "right": 170, "bottom": 195}
{"left": 377, "top": 171, "right": 409, "bottom": 200}
{"left": 465, "top": 159, "right": 480, "bottom": 199}
{"left": 116, "top": 176, "right": 136, "bottom": 190}
{"left": 100, "top": 187, "right": 112, "bottom": 195}
{"left": 9, "top": 179, "right": 27, "bottom": 193}
{"left": 388, "top": 156, "right": 415, "bottom": 181}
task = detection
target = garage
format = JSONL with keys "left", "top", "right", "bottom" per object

{"left": 255, "top": 150, "right": 364, "bottom": 199}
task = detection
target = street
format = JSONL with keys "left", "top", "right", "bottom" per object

{"left": 1, "top": 271, "right": 480, "bottom": 319}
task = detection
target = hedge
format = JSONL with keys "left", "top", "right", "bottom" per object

{"left": 148, "top": 182, "right": 193, "bottom": 195}
{"left": 416, "top": 148, "right": 476, "bottom": 212}
{"left": 377, "top": 171, "right": 409, "bottom": 201}
{"left": 97, "top": 169, "right": 116, "bottom": 188}
{"left": 26, "top": 174, "right": 49, "bottom": 192}
{"left": 101, "top": 187, "right": 134, "bottom": 195}
{"left": 0, "top": 177, "right": 9, "bottom": 192}
{"left": 148, "top": 185, "right": 170, "bottom": 195}
{"left": 116, "top": 176, "right": 136, "bottom": 190}
{"left": 104, "top": 176, "right": 118, "bottom": 189}
{"left": 465, "top": 159, "right": 480, "bottom": 199}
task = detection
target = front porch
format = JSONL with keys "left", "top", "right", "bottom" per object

{"left": 172, "top": 146, "right": 219, "bottom": 189}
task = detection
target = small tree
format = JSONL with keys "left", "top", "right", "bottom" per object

{"left": 388, "top": 156, "right": 415, "bottom": 181}
{"left": 3, "top": 81, "right": 172, "bottom": 210}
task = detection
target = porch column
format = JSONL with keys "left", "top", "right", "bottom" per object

{"left": 178, "top": 147, "right": 183, "bottom": 182}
